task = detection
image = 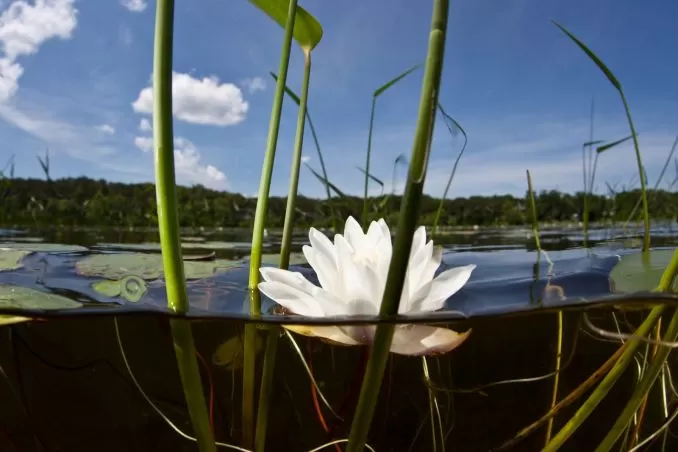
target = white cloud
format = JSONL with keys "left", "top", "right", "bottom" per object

{"left": 173, "top": 137, "right": 227, "bottom": 190}
{"left": 0, "top": 0, "right": 78, "bottom": 102}
{"left": 139, "top": 117, "right": 151, "bottom": 131}
{"left": 241, "top": 76, "right": 266, "bottom": 94}
{"left": 132, "top": 71, "right": 249, "bottom": 126}
{"left": 133, "top": 135, "right": 228, "bottom": 190}
{"left": 301, "top": 155, "right": 311, "bottom": 163}
{"left": 120, "top": 0, "right": 147, "bottom": 12}
{"left": 96, "top": 124, "right": 115, "bottom": 135}
{"left": 134, "top": 135, "right": 153, "bottom": 152}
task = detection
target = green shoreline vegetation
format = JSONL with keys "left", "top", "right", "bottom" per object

{"left": 0, "top": 176, "right": 675, "bottom": 229}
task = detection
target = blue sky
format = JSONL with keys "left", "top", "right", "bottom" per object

{"left": 0, "top": 0, "right": 677, "bottom": 199}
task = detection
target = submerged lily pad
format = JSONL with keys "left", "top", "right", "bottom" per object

{"left": 0, "top": 242, "right": 88, "bottom": 253}
{"left": 0, "top": 315, "right": 32, "bottom": 326}
{"left": 212, "top": 333, "right": 264, "bottom": 370}
{"left": 92, "top": 275, "right": 148, "bottom": 302}
{"left": 76, "top": 253, "right": 243, "bottom": 280}
{"left": 0, "top": 285, "right": 82, "bottom": 310}
{"left": 610, "top": 250, "right": 678, "bottom": 293}
{"left": 0, "top": 249, "right": 31, "bottom": 271}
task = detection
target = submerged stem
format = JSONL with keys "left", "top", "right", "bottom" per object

{"left": 347, "top": 0, "right": 450, "bottom": 450}
{"left": 243, "top": 0, "right": 298, "bottom": 446}
{"left": 152, "top": 1, "right": 214, "bottom": 450}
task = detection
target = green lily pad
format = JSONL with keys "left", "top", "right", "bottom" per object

{"left": 95, "top": 243, "right": 162, "bottom": 252}
{"left": 92, "top": 275, "right": 148, "bottom": 302}
{"left": 610, "top": 250, "right": 678, "bottom": 293}
{"left": 0, "top": 285, "right": 82, "bottom": 311}
{"left": 182, "top": 241, "right": 252, "bottom": 250}
{"left": 212, "top": 332, "right": 265, "bottom": 370}
{"left": 0, "top": 249, "right": 31, "bottom": 271}
{"left": 259, "top": 252, "right": 308, "bottom": 266}
{"left": 76, "top": 253, "right": 243, "bottom": 280}
{"left": 0, "top": 242, "right": 88, "bottom": 252}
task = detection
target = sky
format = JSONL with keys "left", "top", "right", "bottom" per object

{"left": 0, "top": 0, "right": 677, "bottom": 200}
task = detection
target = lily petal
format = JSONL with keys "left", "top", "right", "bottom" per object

{"left": 389, "top": 324, "right": 471, "bottom": 356}
{"left": 335, "top": 235, "right": 380, "bottom": 309}
{"left": 309, "top": 227, "right": 338, "bottom": 268}
{"left": 343, "top": 216, "right": 366, "bottom": 252}
{"left": 303, "top": 244, "right": 341, "bottom": 296}
{"left": 284, "top": 325, "right": 360, "bottom": 346}
{"left": 259, "top": 267, "right": 348, "bottom": 316}
{"left": 412, "top": 264, "right": 476, "bottom": 312}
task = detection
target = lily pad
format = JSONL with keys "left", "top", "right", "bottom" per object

{"left": 182, "top": 241, "right": 252, "bottom": 250}
{"left": 92, "top": 275, "right": 148, "bottom": 302}
{"left": 0, "top": 285, "right": 82, "bottom": 311}
{"left": 212, "top": 333, "right": 264, "bottom": 370}
{"left": 0, "top": 249, "right": 30, "bottom": 271}
{"left": 76, "top": 253, "right": 243, "bottom": 280}
{"left": 610, "top": 250, "right": 678, "bottom": 293}
{"left": 259, "top": 252, "right": 308, "bottom": 266}
{"left": 0, "top": 242, "right": 88, "bottom": 253}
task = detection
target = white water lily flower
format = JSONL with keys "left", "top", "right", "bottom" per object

{"left": 258, "top": 216, "right": 476, "bottom": 356}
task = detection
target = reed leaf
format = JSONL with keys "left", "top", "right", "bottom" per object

{"left": 249, "top": 0, "right": 322, "bottom": 52}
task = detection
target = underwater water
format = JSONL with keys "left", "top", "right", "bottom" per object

{"left": 1, "top": 224, "right": 678, "bottom": 451}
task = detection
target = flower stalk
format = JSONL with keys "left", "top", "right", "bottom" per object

{"left": 254, "top": 49, "right": 313, "bottom": 452}
{"left": 151, "top": 1, "right": 215, "bottom": 450}
{"left": 346, "top": 0, "right": 451, "bottom": 449}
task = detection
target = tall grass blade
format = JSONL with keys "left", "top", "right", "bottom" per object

{"left": 356, "top": 166, "right": 385, "bottom": 194}
{"left": 553, "top": 21, "right": 650, "bottom": 251}
{"left": 362, "top": 63, "right": 421, "bottom": 227}
{"left": 624, "top": 134, "right": 678, "bottom": 227}
{"left": 432, "top": 104, "right": 467, "bottom": 235}
{"left": 347, "top": 1, "right": 449, "bottom": 450}
{"left": 269, "top": 71, "right": 338, "bottom": 231}
{"left": 306, "top": 163, "right": 347, "bottom": 197}
{"left": 151, "top": 1, "right": 215, "bottom": 450}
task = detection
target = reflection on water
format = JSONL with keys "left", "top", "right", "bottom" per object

{"left": 0, "top": 225, "right": 677, "bottom": 451}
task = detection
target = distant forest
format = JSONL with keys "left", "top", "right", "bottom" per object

{"left": 0, "top": 177, "right": 675, "bottom": 228}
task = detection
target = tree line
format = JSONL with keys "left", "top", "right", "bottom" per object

{"left": 0, "top": 177, "right": 674, "bottom": 229}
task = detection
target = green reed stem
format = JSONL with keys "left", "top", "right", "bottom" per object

{"left": 243, "top": 0, "right": 298, "bottom": 447}
{"left": 543, "top": 306, "right": 664, "bottom": 452}
{"left": 595, "top": 248, "right": 678, "bottom": 451}
{"left": 346, "top": 0, "right": 449, "bottom": 449}
{"left": 526, "top": 170, "right": 563, "bottom": 444}
{"left": 362, "top": 97, "right": 377, "bottom": 228}
{"left": 152, "top": 1, "right": 215, "bottom": 450}
{"left": 620, "top": 91, "right": 650, "bottom": 252}
{"left": 254, "top": 50, "right": 312, "bottom": 452}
